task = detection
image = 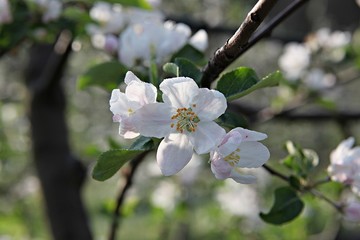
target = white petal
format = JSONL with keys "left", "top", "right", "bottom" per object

{"left": 157, "top": 133, "right": 193, "bottom": 176}
{"left": 119, "top": 117, "right": 140, "bottom": 139}
{"left": 231, "top": 127, "right": 268, "bottom": 142}
{"left": 192, "top": 88, "right": 227, "bottom": 121}
{"left": 132, "top": 103, "right": 173, "bottom": 138}
{"left": 229, "top": 170, "right": 257, "bottom": 184}
{"left": 330, "top": 137, "right": 355, "bottom": 164}
{"left": 236, "top": 141, "right": 270, "bottom": 168}
{"left": 160, "top": 77, "right": 199, "bottom": 108}
{"left": 124, "top": 71, "right": 141, "bottom": 85}
{"left": 189, "top": 29, "right": 208, "bottom": 52}
{"left": 125, "top": 79, "right": 157, "bottom": 106}
{"left": 109, "top": 89, "right": 131, "bottom": 115}
{"left": 218, "top": 130, "right": 243, "bottom": 157}
{"left": 210, "top": 153, "right": 232, "bottom": 179}
{"left": 189, "top": 121, "right": 226, "bottom": 154}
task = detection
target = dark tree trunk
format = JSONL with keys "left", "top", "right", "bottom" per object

{"left": 25, "top": 31, "right": 93, "bottom": 240}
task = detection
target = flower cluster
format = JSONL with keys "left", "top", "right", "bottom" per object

{"left": 110, "top": 71, "right": 270, "bottom": 182}
{"left": 278, "top": 28, "right": 351, "bottom": 90}
{"left": 87, "top": 1, "right": 208, "bottom": 67}
{"left": 0, "top": 0, "right": 12, "bottom": 24}
{"left": 327, "top": 137, "right": 360, "bottom": 195}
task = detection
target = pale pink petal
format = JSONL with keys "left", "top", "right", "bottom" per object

{"left": 124, "top": 71, "right": 141, "bottom": 85}
{"left": 125, "top": 80, "right": 157, "bottom": 106}
{"left": 330, "top": 137, "right": 354, "bottom": 164}
{"left": 235, "top": 141, "right": 270, "bottom": 168}
{"left": 344, "top": 201, "right": 360, "bottom": 222}
{"left": 210, "top": 153, "right": 232, "bottom": 179}
{"left": 189, "top": 121, "right": 226, "bottom": 154}
{"left": 133, "top": 103, "right": 173, "bottom": 138}
{"left": 229, "top": 170, "right": 257, "bottom": 184}
{"left": 189, "top": 29, "right": 208, "bottom": 52}
{"left": 109, "top": 89, "right": 132, "bottom": 115}
{"left": 231, "top": 127, "right": 268, "bottom": 142}
{"left": 157, "top": 133, "right": 193, "bottom": 176}
{"left": 160, "top": 77, "right": 199, "bottom": 108}
{"left": 192, "top": 88, "right": 227, "bottom": 121}
{"left": 218, "top": 130, "right": 243, "bottom": 157}
{"left": 119, "top": 117, "right": 139, "bottom": 139}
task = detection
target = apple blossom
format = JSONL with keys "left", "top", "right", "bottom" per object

{"left": 109, "top": 71, "right": 157, "bottom": 139}
{"left": 278, "top": 42, "right": 311, "bottom": 81}
{"left": 189, "top": 29, "right": 209, "bottom": 52}
{"left": 30, "top": 0, "right": 62, "bottom": 23}
{"left": 327, "top": 137, "right": 360, "bottom": 195}
{"left": 89, "top": 1, "right": 125, "bottom": 34}
{"left": 133, "top": 77, "right": 227, "bottom": 176}
{"left": 343, "top": 200, "right": 360, "bottom": 222}
{"left": 118, "top": 21, "right": 191, "bottom": 67}
{"left": 303, "top": 68, "right": 336, "bottom": 90}
{"left": 0, "top": 0, "right": 12, "bottom": 24}
{"left": 210, "top": 127, "right": 270, "bottom": 184}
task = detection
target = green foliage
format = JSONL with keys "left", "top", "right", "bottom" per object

{"left": 92, "top": 149, "right": 144, "bottom": 181}
{"left": 61, "top": 7, "right": 93, "bottom": 36}
{"left": 77, "top": 61, "right": 128, "bottom": 91}
{"left": 129, "top": 136, "right": 155, "bottom": 151}
{"left": 171, "top": 44, "right": 206, "bottom": 66}
{"left": 260, "top": 186, "right": 304, "bottom": 225}
{"left": 163, "top": 58, "right": 202, "bottom": 84}
{"left": 216, "top": 68, "right": 282, "bottom": 101}
{"left": 282, "top": 141, "right": 319, "bottom": 179}
{"left": 217, "top": 111, "right": 248, "bottom": 129}
{"left": 106, "top": 0, "right": 152, "bottom": 9}
{"left": 174, "top": 58, "right": 202, "bottom": 84}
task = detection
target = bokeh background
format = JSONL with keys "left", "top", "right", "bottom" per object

{"left": 1, "top": 0, "right": 360, "bottom": 239}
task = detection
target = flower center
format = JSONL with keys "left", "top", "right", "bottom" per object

{"left": 224, "top": 148, "right": 240, "bottom": 166}
{"left": 170, "top": 107, "right": 200, "bottom": 133}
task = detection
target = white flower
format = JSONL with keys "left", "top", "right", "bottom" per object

{"left": 125, "top": 7, "right": 164, "bottom": 25}
{"left": 151, "top": 180, "right": 179, "bottom": 212}
{"left": 343, "top": 200, "right": 360, "bottom": 222}
{"left": 118, "top": 21, "right": 191, "bottom": 67}
{"left": 303, "top": 68, "right": 336, "bottom": 90}
{"left": 89, "top": 2, "right": 125, "bottom": 34}
{"left": 189, "top": 29, "right": 209, "bottom": 52}
{"left": 109, "top": 71, "right": 157, "bottom": 139}
{"left": 134, "top": 77, "right": 227, "bottom": 176}
{"left": 0, "top": 0, "right": 12, "bottom": 24}
{"left": 31, "top": 0, "right": 62, "bottom": 23}
{"left": 210, "top": 127, "right": 270, "bottom": 184}
{"left": 328, "top": 137, "right": 360, "bottom": 195}
{"left": 278, "top": 43, "right": 311, "bottom": 81}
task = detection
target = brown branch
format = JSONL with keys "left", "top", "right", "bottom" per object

{"left": 201, "top": 0, "right": 310, "bottom": 88}
{"left": 262, "top": 164, "right": 290, "bottom": 182}
{"left": 108, "top": 151, "right": 149, "bottom": 240}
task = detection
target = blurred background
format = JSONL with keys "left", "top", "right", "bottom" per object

{"left": 0, "top": 0, "right": 360, "bottom": 239}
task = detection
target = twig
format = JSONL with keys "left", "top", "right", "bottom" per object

{"left": 108, "top": 151, "right": 149, "bottom": 240}
{"left": 201, "top": 0, "right": 310, "bottom": 88}
{"left": 262, "top": 164, "right": 289, "bottom": 182}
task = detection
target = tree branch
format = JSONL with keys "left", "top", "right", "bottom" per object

{"left": 201, "top": 0, "right": 310, "bottom": 88}
{"left": 108, "top": 151, "right": 149, "bottom": 240}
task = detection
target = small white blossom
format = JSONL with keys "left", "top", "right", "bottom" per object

{"left": 109, "top": 71, "right": 157, "bottom": 139}
{"left": 0, "top": 0, "right": 12, "bottom": 24}
{"left": 118, "top": 21, "right": 191, "bottom": 67}
{"left": 133, "top": 77, "right": 227, "bottom": 176}
{"left": 303, "top": 68, "right": 336, "bottom": 90}
{"left": 189, "top": 29, "right": 209, "bottom": 52}
{"left": 328, "top": 137, "right": 360, "bottom": 195}
{"left": 89, "top": 2, "right": 125, "bottom": 34}
{"left": 210, "top": 128, "right": 270, "bottom": 184}
{"left": 278, "top": 43, "right": 311, "bottom": 81}
{"left": 343, "top": 200, "right": 360, "bottom": 222}
{"left": 31, "top": 0, "right": 62, "bottom": 23}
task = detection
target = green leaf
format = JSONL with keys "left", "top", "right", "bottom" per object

{"left": 175, "top": 58, "right": 203, "bottom": 84}
{"left": 105, "top": 0, "right": 152, "bottom": 9}
{"left": 149, "top": 58, "right": 159, "bottom": 87}
{"left": 282, "top": 141, "right": 319, "bottom": 178}
{"left": 77, "top": 61, "right": 128, "bottom": 91}
{"left": 217, "top": 111, "right": 248, "bottom": 129}
{"left": 171, "top": 44, "right": 206, "bottom": 65}
{"left": 260, "top": 187, "right": 304, "bottom": 225}
{"left": 92, "top": 149, "right": 143, "bottom": 181}
{"left": 217, "top": 69, "right": 282, "bottom": 101}
{"left": 129, "top": 136, "right": 155, "bottom": 151}
{"left": 163, "top": 62, "right": 179, "bottom": 77}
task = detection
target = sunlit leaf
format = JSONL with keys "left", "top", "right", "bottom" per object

{"left": 163, "top": 62, "right": 179, "bottom": 77}
{"left": 77, "top": 61, "right": 128, "bottom": 91}
{"left": 260, "top": 187, "right": 304, "bottom": 225}
{"left": 92, "top": 149, "right": 143, "bottom": 181}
